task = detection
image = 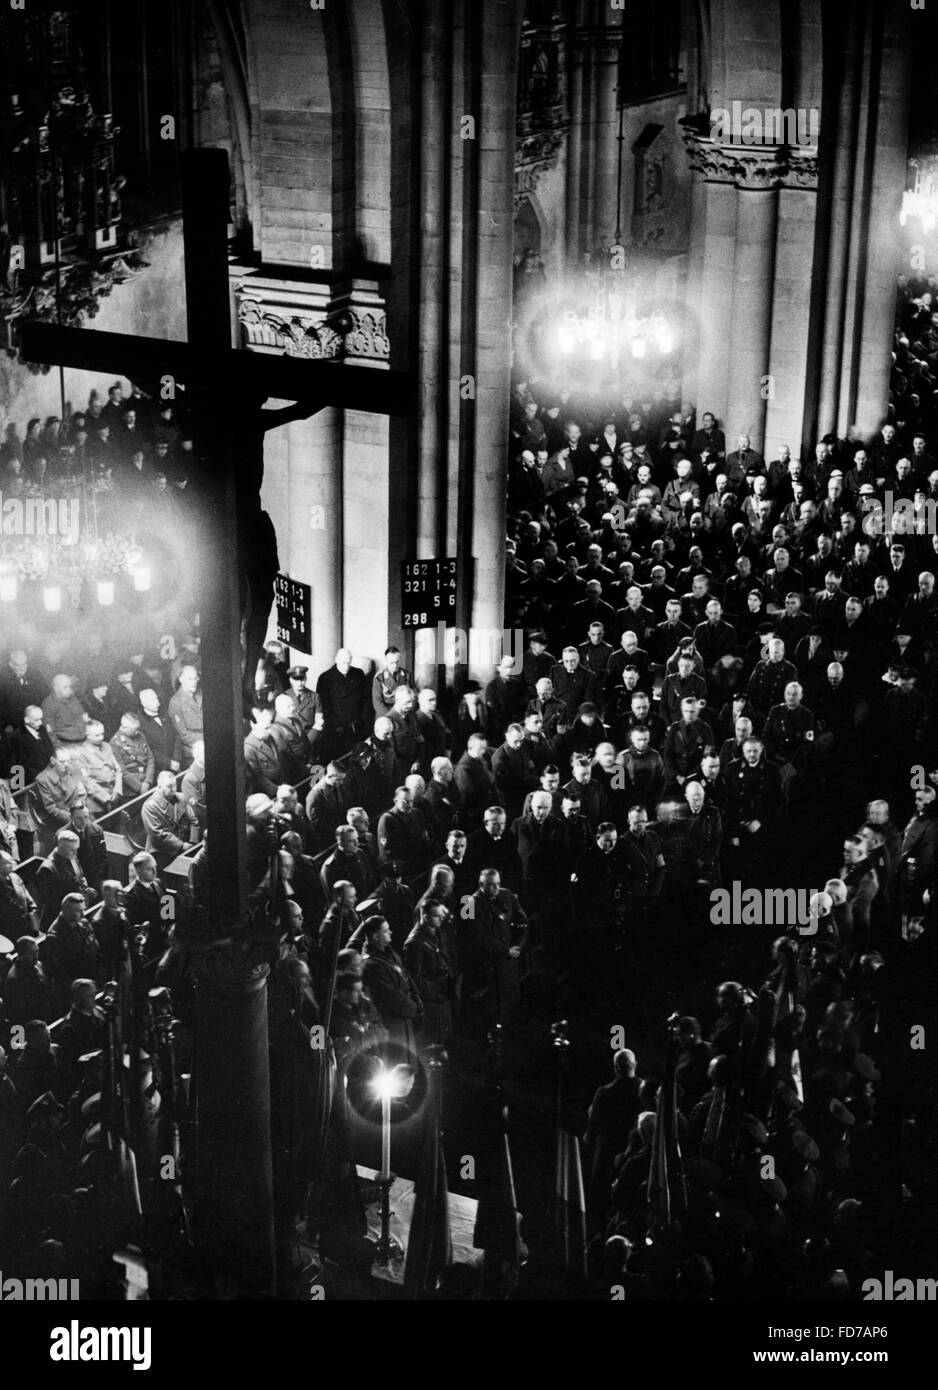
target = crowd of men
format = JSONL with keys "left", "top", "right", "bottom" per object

{"left": 1, "top": 321, "right": 937, "bottom": 1297}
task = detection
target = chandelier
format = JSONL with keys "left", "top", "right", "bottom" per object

{"left": 900, "top": 156, "right": 938, "bottom": 234}
{"left": 0, "top": 484, "right": 152, "bottom": 612}
{"left": 556, "top": 245, "right": 675, "bottom": 364}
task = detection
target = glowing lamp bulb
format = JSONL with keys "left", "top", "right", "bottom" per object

{"left": 133, "top": 565, "right": 151, "bottom": 592}
{"left": 558, "top": 329, "right": 575, "bottom": 355}
{"left": 43, "top": 584, "right": 62, "bottom": 613}
{"left": 97, "top": 579, "right": 115, "bottom": 606}
{"left": 657, "top": 330, "right": 674, "bottom": 355}
{"left": 371, "top": 1062, "right": 416, "bottom": 1103}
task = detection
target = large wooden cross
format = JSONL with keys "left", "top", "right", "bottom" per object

{"left": 21, "top": 147, "right": 414, "bottom": 931}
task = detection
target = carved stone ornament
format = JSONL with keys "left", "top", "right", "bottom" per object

{"left": 679, "top": 118, "right": 819, "bottom": 192}
{"left": 233, "top": 278, "right": 390, "bottom": 362}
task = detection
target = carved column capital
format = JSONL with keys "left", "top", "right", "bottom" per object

{"left": 679, "top": 118, "right": 818, "bottom": 192}
{"left": 231, "top": 269, "right": 390, "bottom": 364}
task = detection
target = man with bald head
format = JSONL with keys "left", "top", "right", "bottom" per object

{"left": 585, "top": 1047, "right": 642, "bottom": 1229}
{"left": 141, "top": 770, "right": 196, "bottom": 870}
{"left": 763, "top": 681, "right": 815, "bottom": 795}
{"left": 510, "top": 788, "right": 566, "bottom": 928}
{"left": 35, "top": 828, "right": 94, "bottom": 933}
{"left": 316, "top": 647, "right": 370, "bottom": 759}
{"left": 0, "top": 648, "right": 47, "bottom": 729}
{"left": 42, "top": 673, "right": 88, "bottom": 747}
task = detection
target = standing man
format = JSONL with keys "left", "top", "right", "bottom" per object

{"left": 316, "top": 649, "right": 371, "bottom": 760}
{"left": 168, "top": 664, "right": 204, "bottom": 767}
{"left": 461, "top": 868, "right": 528, "bottom": 1031}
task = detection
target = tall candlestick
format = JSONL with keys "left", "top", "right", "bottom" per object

{"left": 380, "top": 1089, "right": 391, "bottom": 1181}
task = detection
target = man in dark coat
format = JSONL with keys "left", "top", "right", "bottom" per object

{"left": 460, "top": 869, "right": 528, "bottom": 1030}
{"left": 584, "top": 1048, "right": 641, "bottom": 1231}
{"left": 66, "top": 801, "right": 108, "bottom": 894}
{"left": 316, "top": 648, "right": 371, "bottom": 760}
{"left": 361, "top": 916, "right": 423, "bottom": 1053}
{"left": 510, "top": 790, "right": 568, "bottom": 942}
{"left": 466, "top": 805, "right": 523, "bottom": 895}
{"left": 454, "top": 733, "right": 496, "bottom": 835}
{"left": 403, "top": 901, "right": 454, "bottom": 1046}
{"left": 34, "top": 829, "right": 94, "bottom": 933}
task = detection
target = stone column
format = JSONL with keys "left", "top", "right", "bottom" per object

{"left": 724, "top": 182, "right": 778, "bottom": 452}
{"left": 592, "top": 30, "right": 623, "bottom": 249}
{"left": 564, "top": 37, "right": 586, "bottom": 262}
{"left": 285, "top": 408, "right": 342, "bottom": 671}
{"left": 852, "top": 0, "right": 911, "bottom": 436}
{"left": 191, "top": 944, "right": 275, "bottom": 1297}
{"left": 816, "top": 0, "right": 910, "bottom": 439}
{"left": 764, "top": 167, "right": 819, "bottom": 460}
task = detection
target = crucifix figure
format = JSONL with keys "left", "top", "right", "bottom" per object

{"left": 21, "top": 147, "right": 413, "bottom": 1294}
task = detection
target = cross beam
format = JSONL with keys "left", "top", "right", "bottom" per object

{"left": 19, "top": 323, "right": 415, "bottom": 417}
{"left": 18, "top": 148, "right": 415, "bottom": 936}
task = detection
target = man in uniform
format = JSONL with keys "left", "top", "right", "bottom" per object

{"left": 243, "top": 705, "right": 285, "bottom": 798}
{"left": 168, "top": 664, "right": 203, "bottom": 767}
{"left": 110, "top": 712, "right": 155, "bottom": 797}
{"left": 72, "top": 720, "right": 123, "bottom": 815}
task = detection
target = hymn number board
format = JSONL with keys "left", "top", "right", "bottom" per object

{"left": 401, "top": 558, "right": 458, "bottom": 627}
{"left": 275, "top": 573, "right": 312, "bottom": 648}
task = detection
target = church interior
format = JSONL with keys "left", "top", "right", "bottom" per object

{"left": 0, "top": 0, "right": 937, "bottom": 1319}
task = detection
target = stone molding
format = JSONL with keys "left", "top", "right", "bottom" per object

{"left": 231, "top": 269, "right": 390, "bottom": 363}
{"left": 679, "top": 118, "right": 818, "bottom": 191}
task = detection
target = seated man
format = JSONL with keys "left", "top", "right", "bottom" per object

{"left": 32, "top": 747, "right": 85, "bottom": 842}
{"left": 72, "top": 720, "right": 123, "bottom": 816}
{"left": 141, "top": 771, "right": 197, "bottom": 871}
{"left": 42, "top": 673, "right": 89, "bottom": 748}
{"left": 110, "top": 711, "right": 155, "bottom": 798}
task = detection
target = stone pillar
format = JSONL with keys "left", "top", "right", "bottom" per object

{"left": 681, "top": 125, "right": 821, "bottom": 457}
{"left": 390, "top": 0, "right": 518, "bottom": 693}
{"left": 815, "top": 15, "right": 861, "bottom": 439}
{"left": 764, "top": 170, "right": 819, "bottom": 460}
{"left": 592, "top": 30, "right": 623, "bottom": 249}
{"left": 815, "top": 0, "right": 910, "bottom": 440}
{"left": 852, "top": 1, "right": 910, "bottom": 436}
{"left": 725, "top": 184, "right": 778, "bottom": 451}
{"left": 564, "top": 38, "right": 586, "bottom": 262}
{"left": 191, "top": 944, "right": 275, "bottom": 1297}
{"left": 285, "top": 408, "right": 342, "bottom": 671}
